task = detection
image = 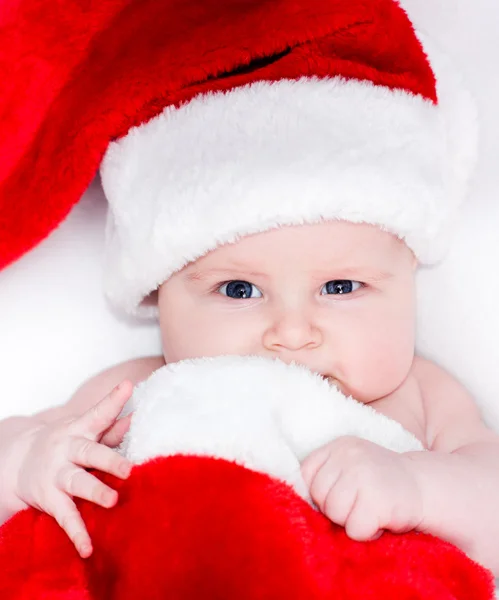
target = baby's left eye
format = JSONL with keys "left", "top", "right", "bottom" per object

{"left": 321, "top": 280, "right": 362, "bottom": 295}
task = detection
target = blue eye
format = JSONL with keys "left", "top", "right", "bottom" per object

{"left": 219, "top": 281, "right": 263, "bottom": 299}
{"left": 321, "top": 280, "right": 362, "bottom": 295}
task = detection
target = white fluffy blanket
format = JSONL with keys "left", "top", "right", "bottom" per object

{"left": 120, "top": 356, "right": 423, "bottom": 500}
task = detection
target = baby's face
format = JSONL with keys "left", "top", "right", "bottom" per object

{"left": 158, "top": 221, "right": 417, "bottom": 403}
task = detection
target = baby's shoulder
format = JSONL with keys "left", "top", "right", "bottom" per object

{"left": 410, "top": 356, "right": 495, "bottom": 451}
{"left": 65, "top": 355, "right": 165, "bottom": 418}
{"left": 410, "top": 355, "right": 471, "bottom": 410}
{"left": 410, "top": 355, "right": 450, "bottom": 386}
{"left": 407, "top": 356, "right": 445, "bottom": 411}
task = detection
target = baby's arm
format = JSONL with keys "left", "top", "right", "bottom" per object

{"left": 0, "top": 355, "right": 164, "bottom": 556}
{"left": 404, "top": 357, "right": 499, "bottom": 574}
{"left": 40, "top": 355, "right": 166, "bottom": 422}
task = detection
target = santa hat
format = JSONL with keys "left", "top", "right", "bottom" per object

{"left": 0, "top": 0, "right": 476, "bottom": 316}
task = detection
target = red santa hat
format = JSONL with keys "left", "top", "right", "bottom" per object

{"left": 0, "top": 0, "right": 476, "bottom": 316}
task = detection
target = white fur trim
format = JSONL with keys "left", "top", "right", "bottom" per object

{"left": 120, "top": 356, "right": 423, "bottom": 500}
{"left": 101, "top": 57, "right": 476, "bottom": 316}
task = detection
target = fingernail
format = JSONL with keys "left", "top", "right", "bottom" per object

{"left": 103, "top": 489, "right": 117, "bottom": 506}
{"left": 80, "top": 543, "right": 92, "bottom": 558}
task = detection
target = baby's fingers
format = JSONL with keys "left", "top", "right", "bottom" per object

{"left": 49, "top": 491, "right": 93, "bottom": 558}
{"left": 75, "top": 380, "right": 133, "bottom": 440}
{"left": 301, "top": 445, "right": 331, "bottom": 488}
{"left": 69, "top": 437, "right": 131, "bottom": 479}
{"left": 344, "top": 492, "right": 381, "bottom": 541}
{"left": 57, "top": 464, "right": 119, "bottom": 509}
{"left": 101, "top": 412, "right": 133, "bottom": 448}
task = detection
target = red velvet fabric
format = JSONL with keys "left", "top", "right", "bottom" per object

{"left": 0, "top": 456, "right": 494, "bottom": 599}
{"left": 0, "top": 0, "right": 436, "bottom": 271}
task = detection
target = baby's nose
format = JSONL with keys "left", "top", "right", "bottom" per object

{"left": 262, "top": 310, "right": 322, "bottom": 352}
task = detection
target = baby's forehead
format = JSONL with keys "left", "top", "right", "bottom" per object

{"left": 184, "top": 221, "right": 408, "bottom": 277}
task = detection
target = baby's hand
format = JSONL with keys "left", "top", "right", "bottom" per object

{"left": 10, "top": 382, "right": 134, "bottom": 558}
{"left": 301, "top": 436, "right": 423, "bottom": 541}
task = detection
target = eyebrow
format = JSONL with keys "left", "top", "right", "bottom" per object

{"left": 185, "top": 266, "right": 393, "bottom": 283}
{"left": 323, "top": 267, "right": 394, "bottom": 283}
{"left": 185, "top": 267, "right": 270, "bottom": 282}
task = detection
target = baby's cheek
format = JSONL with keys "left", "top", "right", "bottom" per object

{"left": 161, "top": 310, "right": 258, "bottom": 362}
{"left": 340, "top": 330, "right": 414, "bottom": 402}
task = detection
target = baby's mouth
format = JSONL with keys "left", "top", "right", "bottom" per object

{"left": 321, "top": 374, "right": 340, "bottom": 388}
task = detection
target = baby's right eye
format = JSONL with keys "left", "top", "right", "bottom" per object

{"left": 218, "top": 281, "right": 263, "bottom": 299}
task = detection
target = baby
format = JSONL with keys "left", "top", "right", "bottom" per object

{"left": 1, "top": 0, "right": 499, "bottom": 578}
{"left": 2, "top": 218, "right": 499, "bottom": 574}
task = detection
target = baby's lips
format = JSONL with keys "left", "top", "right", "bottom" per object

{"left": 322, "top": 374, "right": 342, "bottom": 391}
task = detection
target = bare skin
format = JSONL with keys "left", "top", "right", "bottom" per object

{"left": 1, "top": 221, "right": 498, "bottom": 574}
